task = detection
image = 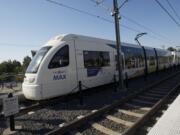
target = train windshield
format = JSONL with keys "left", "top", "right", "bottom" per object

{"left": 26, "top": 46, "right": 52, "bottom": 73}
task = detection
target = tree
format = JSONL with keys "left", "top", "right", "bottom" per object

{"left": 0, "top": 60, "right": 23, "bottom": 75}
{"left": 0, "top": 62, "right": 7, "bottom": 75}
{"left": 22, "top": 56, "right": 31, "bottom": 72}
{"left": 12, "top": 60, "right": 21, "bottom": 67}
{"left": 167, "top": 47, "right": 176, "bottom": 51}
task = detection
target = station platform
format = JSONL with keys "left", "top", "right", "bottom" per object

{"left": 148, "top": 94, "right": 180, "bottom": 135}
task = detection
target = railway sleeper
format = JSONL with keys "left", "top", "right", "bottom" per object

{"left": 148, "top": 90, "right": 168, "bottom": 95}
{"left": 149, "top": 90, "right": 170, "bottom": 94}
{"left": 150, "top": 87, "right": 171, "bottom": 90}
{"left": 117, "top": 109, "right": 143, "bottom": 118}
{"left": 153, "top": 85, "right": 171, "bottom": 88}
{"left": 144, "top": 92, "right": 164, "bottom": 98}
{"left": 124, "top": 103, "right": 151, "bottom": 111}
{"left": 106, "top": 115, "right": 134, "bottom": 127}
{"left": 91, "top": 122, "right": 122, "bottom": 135}
{"left": 138, "top": 95, "right": 160, "bottom": 101}
{"left": 132, "top": 99, "right": 155, "bottom": 106}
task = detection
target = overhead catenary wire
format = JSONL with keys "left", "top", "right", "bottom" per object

{"left": 90, "top": 0, "right": 178, "bottom": 45}
{"left": 154, "top": 0, "right": 180, "bottom": 27}
{"left": 166, "top": 0, "right": 180, "bottom": 22}
{"left": 121, "top": 15, "right": 176, "bottom": 44}
{"left": 118, "top": 0, "right": 129, "bottom": 9}
{"left": 0, "top": 43, "right": 37, "bottom": 47}
{"left": 46, "top": 0, "right": 178, "bottom": 46}
{"left": 46, "top": 0, "right": 113, "bottom": 23}
{"left": 45, "top": 0, "right": 143, "bottom": 33}
{"left": 90, "top": 0, "right": 112, "bottom": 12}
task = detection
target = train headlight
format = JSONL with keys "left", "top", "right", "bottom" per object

{"left": 28, "top": 77, "right": 35, "bottom": 83}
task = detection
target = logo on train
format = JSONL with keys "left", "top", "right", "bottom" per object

{"left": 53, "top": 70, "right": 66, "bottom": 80}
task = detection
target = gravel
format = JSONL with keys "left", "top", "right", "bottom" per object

{"left": 112, "top": 111, "right": 139, "bottom": 122}
{"left": 81, "top": 127, "right": 105, "bottom": 135}
{"left": 99, "top": 118, "right": 126, "bottom": 133}
{"left": 78, "top": 124, "right": 105, "bottom": 135}
{"left": 0, "top": 69, "right": 178, "bottom": 135}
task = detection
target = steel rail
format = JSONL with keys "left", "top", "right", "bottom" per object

{"left": 123, "top": 83, "right": 180, "bottom": 135}
{"left": 46, "top": 71, "right": 180, "bottom": 135}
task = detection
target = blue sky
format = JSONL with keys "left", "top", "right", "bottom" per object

{"left": 0, "top": 0, "right": 180, "bottom": 63}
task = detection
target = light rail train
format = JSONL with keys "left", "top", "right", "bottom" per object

{"left": 22, "top": 34, "right": 180, "bottom": 100}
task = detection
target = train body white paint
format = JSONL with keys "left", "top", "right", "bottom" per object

{"left": 22, "top": 34, "right": 180, "bottom": 100}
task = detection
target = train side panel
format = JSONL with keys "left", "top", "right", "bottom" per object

{"left": 75, "top": 38, "right": 115, "bottom": 89}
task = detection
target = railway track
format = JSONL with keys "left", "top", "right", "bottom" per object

{"left": 0, "top": 69, "right": 179, "bottom": 135}
{"left": 46, "top": 71, "right": 180, "bottom": 135}
{"left": 0, "top": 69, "right": 172, "bottom": 118}
{"left": 135, "top": 90, "right": 180, "bottom": 135}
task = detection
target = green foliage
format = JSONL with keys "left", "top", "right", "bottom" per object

{"left": 0, "top": 55, "right": 31, "bottom": 75}
{"left": 22, "top": 56, "right": 31, "bottom": 72}
{"left": 167, "top": 47, "right": 176, "bottom": 51}
{"left": 0, "top": 60, "right": 21, "bottom": 75}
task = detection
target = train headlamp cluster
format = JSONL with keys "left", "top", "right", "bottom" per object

{"left": 28, "top": 77, "right": 35, "bottom": 83}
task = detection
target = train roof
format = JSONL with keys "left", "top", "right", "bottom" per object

{"left": 44, "top": 34, "right": 141, "bottom": 48}
{"left": 44, "top": 34, "right": 170, "bottom": 52}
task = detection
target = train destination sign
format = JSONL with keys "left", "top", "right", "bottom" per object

{"left": 3, "top": 96, "right": 19, "bottom": 117}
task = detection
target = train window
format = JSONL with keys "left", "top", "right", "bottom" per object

{"left": 146, "top": 49, "right": 156, "bottom": 66}
{"left": 157, "top": 50, "right": 169, "bottom": 65}
{"left": 83, "top": 51, "right": 110, "bottom": 68}
{"left": 48, "top": 45, "right": 69, "bottom": 69}
{"left": 122, "top": 46, "right": 144, "bottom": 69}
{"left": 26, "top": 46, "right": 52, "bottom": 73}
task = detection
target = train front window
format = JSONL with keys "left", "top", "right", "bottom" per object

{"left": 26, "top": 46, "right": 51, "bottom": 73}
{"left": 48, "top": 45, "right": 69, "bottom": 69}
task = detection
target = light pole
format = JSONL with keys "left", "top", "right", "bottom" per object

{"left": 112, "top": 0, "right": 124, "bottom": 90}
{"left": 134, "top": 33, "right": 147, "bottom": 46}
{"left": 135, "top": 33, "right": 148, "bottom": 80}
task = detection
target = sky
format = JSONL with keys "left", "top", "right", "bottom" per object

{"left": 0, "top": 0, "right": 180, "bottom": 63}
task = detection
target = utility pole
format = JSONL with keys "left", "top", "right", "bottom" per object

{"left": 112, "top": 0, "right": 124, "bottom": 89}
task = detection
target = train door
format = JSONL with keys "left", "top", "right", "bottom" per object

{"left": 41, "top": 40, "right": 77, "bottom": 99}
{"left": 75, "top": 39, "right": 114, "bottom": 89}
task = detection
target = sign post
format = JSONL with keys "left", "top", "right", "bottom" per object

{"left": 3, "top": 93, "right": 19, "bottom": 131}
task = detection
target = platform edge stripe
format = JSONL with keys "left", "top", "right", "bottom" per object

{"left": 124, "top": 103, "right": 151, "bottom": 111}
{"left": 118, "top": 109, "right": 143, "bottom": 118}
{"left": 106, "top": 115, "right": 134, "bottom": 127}
{"left": 91, "top": 123, "right": 122, "bottom": 135}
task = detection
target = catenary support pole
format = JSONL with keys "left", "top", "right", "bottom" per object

{"left": 113, "top": 0, "right": 124, "bottom": 89}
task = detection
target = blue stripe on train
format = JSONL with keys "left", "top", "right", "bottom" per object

{"left": 87, "top": 68, "right": 101, "bottom": 77}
